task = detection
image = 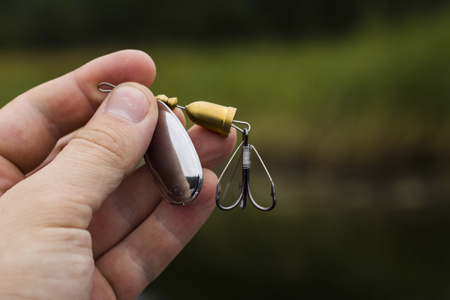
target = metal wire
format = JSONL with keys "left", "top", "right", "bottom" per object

{"left": 216, "top": 128, "right": 276, "bottom": 211}
{"left": 98, "top": 82, "right": 116, "bottom": 92}
{"left": 231, "top": 120, "right": 251, "bottom": 133}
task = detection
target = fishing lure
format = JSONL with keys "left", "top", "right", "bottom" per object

{"left": 98, "top": 82, "right": 276, "bottom": 211}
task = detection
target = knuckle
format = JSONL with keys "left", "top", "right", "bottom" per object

{"left": 73, "top": 126, "right": 131, "bottom": 168}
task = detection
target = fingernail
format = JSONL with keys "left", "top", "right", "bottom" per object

{"left": 105, "top": 85, "right": 148, "bottom": 123}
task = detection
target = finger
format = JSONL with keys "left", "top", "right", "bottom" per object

{"left": 0, "top": 50, "right": 156, "bottom": 176}
{"left": 22, "top": 96, "right": 181, "bottom": 179}
{"left": 173, "top": 107, "right": 186, "bottom": 128}
{"left": 0, "top": 157, "right": 24, "bottom": 197}
{"left": 94, "top": 169, "right": 218, "bottom": 299}
{"left": 0, "top": 109, "right": 191, "bottom": 197}
{"left": 88, "top": 166, "right": 159, "bottom": 257}
{"left": 190, "top": 125, "right": 237, "bottom": 170}
{"left": 88, "top": 127, "right": 236, "bottom": 258}
{"left": 27, "top": 130, "right": 79, "bottom": 176}
{"left": 1, "top": 83, "right": 158, "bottom": 230}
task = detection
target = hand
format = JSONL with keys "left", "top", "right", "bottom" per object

{"left": 0, "top": 50, "right": 236, "bottom": 299}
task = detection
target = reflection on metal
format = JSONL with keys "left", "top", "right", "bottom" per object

{"left": 144, "top": 101, "right": 203, "bottom": 205}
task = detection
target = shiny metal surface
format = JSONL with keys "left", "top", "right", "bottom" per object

{"left": 144, "top": 101, "right": 203, "bottom": 205}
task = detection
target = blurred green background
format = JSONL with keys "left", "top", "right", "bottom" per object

{"left": 1, "top": 0, "right": 450, "bottom": 299}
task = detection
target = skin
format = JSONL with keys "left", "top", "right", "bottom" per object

{"left": 0, "top": 50, "right": 237, "bottom": 300}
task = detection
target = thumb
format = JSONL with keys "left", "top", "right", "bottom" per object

{"left": 2, "top": 83, "right": 158, "bottom": 229}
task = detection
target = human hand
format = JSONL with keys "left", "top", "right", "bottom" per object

{"left": 0, "top": 50, "right": 236, "bottom": 299}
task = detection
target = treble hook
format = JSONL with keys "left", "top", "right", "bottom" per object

{"left": 216, "top": 125, "right": 276, "bottom": 211}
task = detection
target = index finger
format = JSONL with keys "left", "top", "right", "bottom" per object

{"left": 0, "top": 50, "right": 156, "bottom": 174}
